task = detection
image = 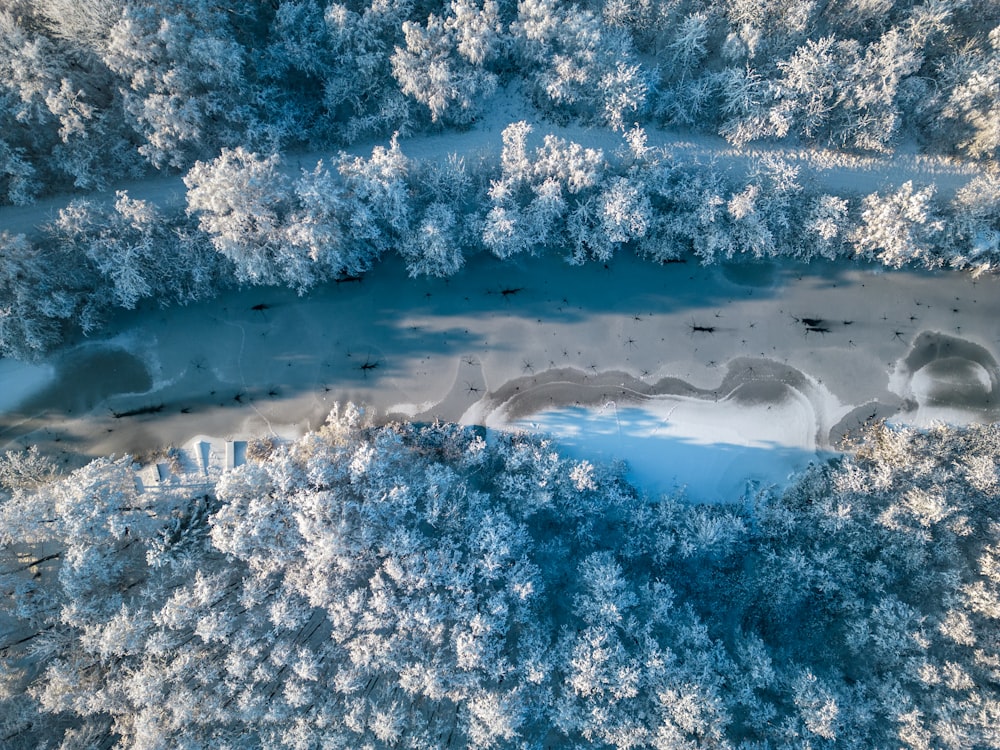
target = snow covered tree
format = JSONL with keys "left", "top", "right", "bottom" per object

{"left": 770, "top": 23, "right": 927, "bottom": 152}
{"left": 512, "top": 0, "right": 647, "bottom": 129}
{"left": 0, "top": 8, "right": 134, "bottom": 199}
{"left": 851, "top": 181, "right": 944, "bottom": 268}
{"left": 0, "top": 233, "right": 64, "bottom": 358}
{"left": 103, "top": 1, "right": 252, "bottom": 169}
{"left": 52, "top": 191, "right": 219, "bottom": 309}
{"left": 483, "top": 121, "right": 605, "bottom": 259}
{"left": 716, "top": 64, "right": 789, "bottom": 147}
{"left": 325, "top": 0, "right": 415, "bottom": 142}
{"left": 567, "top": 175, "right": 651, "bottom": 263}
{"left": 841, "top": 27, "right": 924, "bottom": 152}
{"left": 948, "top": 172, "right": 1000, "bottom": 273}
{"left": 32, "top": 0, "right": 124, "bottom": 47}
{"left": 336, "top": 134, "right": 414, "bottom": 256}
{"left": 940, "top": 25, "right": 1000, "bottom": 159}
{"left": 285, "top": 160, "right": 371, "bottom": 278}
{"left": 669, "top": 11, "right": 712, "bottom": 76}
{"left": 0, "top": 229, "right": 104, "bottom": 359}
{"left": 4, "top": 411, "right": 1000, "bottom": 747}
{"left": 0, "top": 137, "right": 37, "bottom": 206}
{"left": 776, "top": 35, "right": 852, "bottom": 140}
{"left": 260, "top": 0, "right": 413, "bottom": 144}
{"left": 391, "top": 0, "right": 501, "bottom": 125}
{"left": 804, "top": 194, "right": 851, "bottom": 259}
{"left": 185, "top": 147, "right": 320, "bottom": 289}
{"left": 402, "top": 201, "right": 465, "bottom": 276}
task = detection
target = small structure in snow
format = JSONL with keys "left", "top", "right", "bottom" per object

{"left": 225, "top": 440, "right": 247, "bottom": 470}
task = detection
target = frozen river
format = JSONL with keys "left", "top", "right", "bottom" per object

{"left": 1, "top": 251, "right": 997, "bottom": 501}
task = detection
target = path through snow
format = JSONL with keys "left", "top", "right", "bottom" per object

{"left": 0, "top": 86, "right": 984, "bottom": 239}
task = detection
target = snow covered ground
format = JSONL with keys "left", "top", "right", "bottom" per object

{"left": 0, "top": 247, "right": 997, "bottom": 502}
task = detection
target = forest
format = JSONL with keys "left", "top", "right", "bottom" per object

{"left": 1, "top": 1, "right": 1000, "bottom": 748}
{"left": 1, "top": 410, "right": 999, "bottom": 748}
{"left": 0, "top": 0, "right": 999, "bottom": 359}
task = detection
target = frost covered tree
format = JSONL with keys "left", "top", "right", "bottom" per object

{"left": 771, "top": 24, "right": 926, "bottom": 152}
{"left": 391, "top": 0, "right": 501, "bottom": 125}
{"left": 0, "top": 230, "right": 105, "bottom": 359}
{"left": 184, "top": 147, "right": 314, "bottom": 289}
{"left": 285, "top": 160, "right": 374, "bottom": 278}
{"left": 482, "top": 121, "right": 605, "bottom": 259}
{"left": 31, "top": 0, "right": 125, "bottom": 47}
{"left": 948, "top": 172, "right": 1000, "bottom": 273}
{"left": 851, "top": 181, "right": 944, "bottom": 267}
{"left": 512, "top": 0, "right": 647, "bottom": 129}
{"left": 261, "top": 0, "right": 413, "bottom": 144}
{"left": 53, "top": 192, "right": 218, "bottom": 309}
{"left": 803, "top": 194, "right": 851, "bottom": 259}
{"left": 103, "top": 1, "right": 252, "bottom": 169}
{"left": 0, "top": 233, "right": 67, "bottom": 359}
{"left": 940, "top": 25, "right": 1000, "bottom": 159}
{"left": 402, "top": 201, "right": 465, "bottom": 276}
{"left": 0, "top": 8, "right": 134, "bottom": 199}
{"left": 336, "top": 134, "right": 414, "bottom": 256}
{"left": 716, "top": 64, "right": 789, "bottom": 147}
{"left": 0, "top": 137, "right": 38, "bottom": 207}
{"left": 3, "top": 411, "right": 1000, "bottom": 747}
{"left": 567, "top": 175, "right": 651, "bottom": 263}
{"left": 775, "top": 35, "right": 853, "bottom": 140}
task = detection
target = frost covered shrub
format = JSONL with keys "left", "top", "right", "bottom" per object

{"left": 2, "top": 414, "right": 999, "bottom": 748}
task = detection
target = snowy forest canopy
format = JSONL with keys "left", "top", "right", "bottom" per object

{"left": 2, "top": 4, "right": 1000, "bottom": 748}
{"left": 0, "top": 0, "right": 998, "bottom": 203}
{"left": 1, "top": 410, "right": 999, "bottom": 748}
{"left": 1, "top": 0, "right": 1000, "bottom": 359}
